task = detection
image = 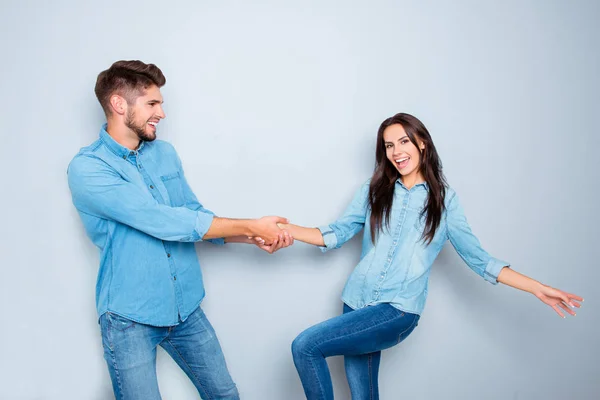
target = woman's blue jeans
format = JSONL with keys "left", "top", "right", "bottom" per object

{"left": 292, "top": 303, "right": 419, "bottom": 400}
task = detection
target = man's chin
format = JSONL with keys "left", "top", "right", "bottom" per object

{"left": 137, "top": 131, "right": 157, "bottom": 142}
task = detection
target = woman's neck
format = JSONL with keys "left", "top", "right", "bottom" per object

{"left": 400, "top": 171, "right": 425, "bottom": 190}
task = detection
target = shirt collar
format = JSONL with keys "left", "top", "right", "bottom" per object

{"left": 99, "top": 124, "right": 145, "bottom": 159}
{"left": 396, "top": 178, "right": 428, "bottom": 191}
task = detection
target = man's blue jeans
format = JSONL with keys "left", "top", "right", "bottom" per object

{"left": 292, "top": 303, "right": 419, "bottom": 400}
{"left": 99, "top": 306, "right": 239, "bottom": 400}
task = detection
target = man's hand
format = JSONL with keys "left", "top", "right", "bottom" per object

{"left": 249, "top": 216, "right": 289, "bottom": 244}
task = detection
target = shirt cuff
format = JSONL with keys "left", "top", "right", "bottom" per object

{"left": 194, "top": 211, "right": 215, "bottom": 241}
{"left": 207, "top": 238, "right": 225, "bottom": 246}
{"left": 317, "top": 225, "right": 338, "bottom": 253}
{"left": 484, "top": 258, "right": 510, "bottom": 285}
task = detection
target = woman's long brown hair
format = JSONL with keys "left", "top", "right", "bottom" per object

{"left": 369, "top": 113, "right": 447, "bottom": 244}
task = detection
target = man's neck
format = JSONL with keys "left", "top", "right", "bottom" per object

{"left": 106, "top": 120, "right": 140, "bottom": 150}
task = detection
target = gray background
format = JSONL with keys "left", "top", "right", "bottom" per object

{"left": 1, "top": 1, "right": 598, "bottom": 399}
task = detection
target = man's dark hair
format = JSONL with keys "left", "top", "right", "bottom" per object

{"left": 95, "top": 60, "right": 166, "bottom": 116}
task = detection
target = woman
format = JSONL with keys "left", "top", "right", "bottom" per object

{"left": 275, "top": 113, "right": 583, "bottom": 399}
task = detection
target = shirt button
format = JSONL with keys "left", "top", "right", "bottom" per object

{"left": 173, "top": 276, "right": 177, "bottom": 281}
{"left": 149, "top": 185, "right": 154, "bottom": 189}
{"left": 122, "top": 155, "right": 127, "bottom": 159}
{"left": 387, "top": 258, "right": 391, "bottom": 262}
{"left": 393, "top": 241, "right": 397, "bottom": 245}
{"left": 167, "top": 253, "right": 171, "bottom": 258}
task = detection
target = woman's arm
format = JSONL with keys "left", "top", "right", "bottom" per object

{"left": 497, "top": 267, "right": 583, "bottom": 318}
{"left": 445, "top": 191, "right": 583, "bottom": 318}
{"left": 277, "top": 223, "right": 324, "bottom": 246}
{"left": 251, "top": 181, "right": 370, "bottom": 250}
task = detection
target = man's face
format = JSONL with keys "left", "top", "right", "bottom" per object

{"left": 124, "top": 85, "right": 165, "bottom": 142}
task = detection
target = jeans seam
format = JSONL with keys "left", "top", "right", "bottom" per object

{"left": 396, "top": 315, "right": 419, "bottom": 343}
{"left": 106, "top": 323, "right": 124, "bottom": 399}
{"left": 301, "top": 352, "right": 328, "bottom": 400}
{"left": 165, "top": 337, "right": 212, "bottom": 400}
{"left": 368, "top": 354, "right": 374, "bottom": 400}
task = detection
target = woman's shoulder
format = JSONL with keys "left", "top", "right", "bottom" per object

{"left": 444, "top": 185, "right": 458, "bottom": 207}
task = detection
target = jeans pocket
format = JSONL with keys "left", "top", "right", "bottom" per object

{"left": 107, "top": 312, "right": 136, "bottom": 332}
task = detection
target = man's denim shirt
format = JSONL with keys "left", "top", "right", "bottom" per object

{"left": 68, "top": 125, "right": 223, "bottom": 326}
{"left": 318, "top": 180, "right": 510, "bottom": 315}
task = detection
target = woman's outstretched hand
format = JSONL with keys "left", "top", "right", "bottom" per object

{"left": 534, "top": 285, "right": 583, "bottom": 318}
{"left": 497, "top": 267, "right": 583, "bottom": 318}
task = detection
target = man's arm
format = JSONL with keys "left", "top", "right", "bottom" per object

{"left": 68, "top": 155, "right": 286, "bottom": 244}
{"left": 205, "top": 216, "right": 288, "bottom": 244}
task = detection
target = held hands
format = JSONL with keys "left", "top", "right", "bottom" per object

{"left": 251, "top": 230, "right": 294, "bottom": 254}
{"left": 534, "top": 285, "right": 583, "bottom": 318}
{"left": 248, "top": 216, "right": 294, "bottom": 254}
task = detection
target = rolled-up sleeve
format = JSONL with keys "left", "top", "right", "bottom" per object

{"left": 318, "top": 181, "right": 370, "bottom": 253}
{"left": 446, "top": 191, "right": 510, "bottom": 284}
{"left": 68, "top": 155, "right": 214, "bottom": 243}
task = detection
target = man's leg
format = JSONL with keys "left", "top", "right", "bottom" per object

{"left": 160, "top": 307, "right": 239, "bottom": 400}
{"left": 100, "top": 312, "right": 166, "bottom": 400}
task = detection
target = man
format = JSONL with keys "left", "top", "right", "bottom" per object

{"left": 67, "top": 60, "right": 292, "bottom": 399}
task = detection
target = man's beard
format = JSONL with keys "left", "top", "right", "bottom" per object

{"left": 125, "top": 109, "right": 156, "bottom": 142}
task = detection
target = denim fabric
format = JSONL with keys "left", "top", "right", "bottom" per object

{"left": 68, "top": 125, "right": 223, "bottom": 326}
{"left": 292, "top": 303, "right": 419, "bottom": 399}
{"left": 100, "top": 306, "right": 238, "bottom": 400}
{"left": 318, "top": 180, "right": 509, "bottom": 315}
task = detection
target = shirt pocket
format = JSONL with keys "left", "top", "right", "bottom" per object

{"left": 414, "top": 212, "right": 445, "bottom": 245}
{"left": 160, "top": 172, "right": 186, "bottom": 207}
{"left": 413, "top": 210, "right": 430, "bottom": 237}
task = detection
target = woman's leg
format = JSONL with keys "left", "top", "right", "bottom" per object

{"left": 291, "top": 303, "right": 419, "bottom": 400}
{"left": 344, "top": 304, "right": 419, "bottom": 400}
{"left": 344, "top": 351, "right": 381, "bottom": 400}
{"left": 342, "top": 304, "right": 381, "bottom": 400}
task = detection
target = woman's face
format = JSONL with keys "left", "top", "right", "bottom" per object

{"left": 383, "top": 123, "right": 424, "bottom": 181}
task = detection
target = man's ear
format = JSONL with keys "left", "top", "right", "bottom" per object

{"left": 109, "top": 94, "right": 127, "bottom": 116}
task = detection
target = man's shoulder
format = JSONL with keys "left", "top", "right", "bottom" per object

{"left": 68, "top": 139, "right": 106, "bottom": 172}
{"left": 74, "top": 137, "right": 103, "bottom": 157}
